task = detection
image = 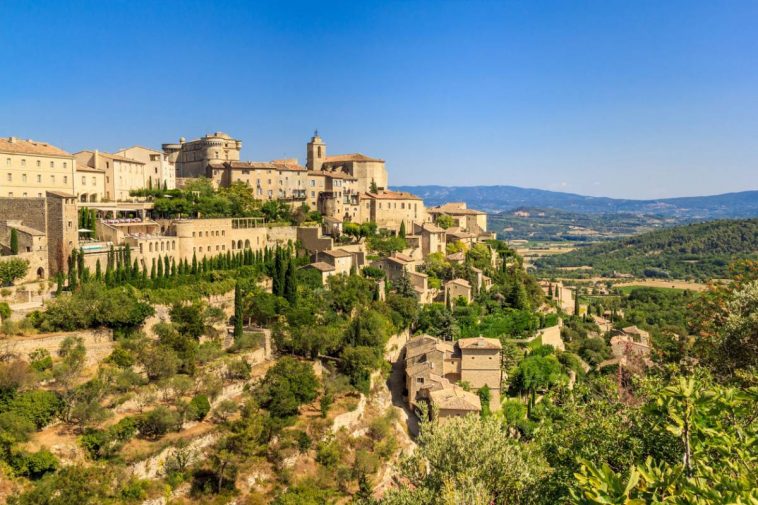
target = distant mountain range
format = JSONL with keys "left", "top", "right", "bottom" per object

{"left": 391, "top": 185, "right": 758, "bottom": 219}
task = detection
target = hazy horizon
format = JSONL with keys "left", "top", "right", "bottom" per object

{"left": 2, "top": 0, "right": 757, "bottom": 199}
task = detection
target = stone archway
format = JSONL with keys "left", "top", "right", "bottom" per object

{"left": 36, "top": 267, "right": 45, "bottom": 279}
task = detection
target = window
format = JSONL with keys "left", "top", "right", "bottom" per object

{"left": 22, "top": 174, "right": 27, "bottom": 182}
{"left": 5, "top": 158, "right": 9, "bottom": 166}
{"left": 311, "top": 191, "right": 315, "bottom": 197}
{"left": 82, "top": 176, "right": 86, "bottom": 185}
{"left": 6, "top": 173, "right": 11, "bottom": 181}
{"left": 51, "top": 175, "right": 55, "bottom": 183}
{"left": 21, "top": 159, "right": 26, "bottom": 166}
{"left": 63, "top": 162, "right": 67, "bottom": 169}
{"left": 22, "top": 192, "right": 27, "bottom": 197}
{"left": 92, "top": 177, "right": 96, "bottom": 185}
{"left": 36, "top": 160, "right": 41, "bottom": 167}
{"left": 63, "top": 176, "right": 67, "bottom": 183}
{"left": 310, "top": 179, "right": 315, "bottom": 187}
{"left": 8, "top": 192, "right": 13, "bottom": 197}
{"left": 50, "top": 161, "right": 54, "bottom": 168}
{"left": 37, "top": 193, "right": 42, "bottom": 197}
{"left": 36, "top": 174, "right": 41, "bottom": 183}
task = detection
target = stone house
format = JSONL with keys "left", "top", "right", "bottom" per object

{"left": 0, "top": 137, "right": 76, "bottom": 198}
{"left": 445, "top": 278, "right": 472, "bottom": 306}
{"left": 162, "top": 132, "right": 242, "bottom": 178}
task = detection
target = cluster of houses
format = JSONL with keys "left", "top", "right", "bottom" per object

{"left": 403, "top": 334, "right": 503, "bottom": 422}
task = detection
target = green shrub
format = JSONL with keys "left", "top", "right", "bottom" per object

{"left": 28, "top": 348, "right": 52, "bottom": 372}
{"left": 136, "top": 407, "right": 181, "bottom": 440}
{"left": 188, "top": 395, "right": 211, "bottom": 421}
{"left": 4, "top": 390, "right": 61, "bottom": 429}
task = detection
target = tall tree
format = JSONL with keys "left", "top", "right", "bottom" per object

{"left": 233, "top": 282, "right": 243, "bottom": 340}
{"left": 284, "top": 258, "right": 297, "bottom": 304}
{"left": 9, "top": 228, "right": 18, "bottom": 255}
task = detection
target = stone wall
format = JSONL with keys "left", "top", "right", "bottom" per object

{"left": 265, "top": 225, "right": 298, "bottom": 244}
{"left": 0, "top": 328, "right": 114, "bottom": 366}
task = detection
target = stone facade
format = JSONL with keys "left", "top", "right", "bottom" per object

{"left": 207, "top": 160, "right": 307, "bottom": 203}
{"left": 115, "top": 146, "right": 176, "bottom": 190}
{"left": 361, "top": 190, "right": 428, "bottom": 232}
{"left": 163, "top": 132, "right": 241, "bottom": 178}
{"left": 74, "top": 150, "right": 146, "bottom": 202}
{"left": 404, "top": 335, "right": 501, "bottom": 419}
{"left": 0, "top": 137, "right": 76, "bottom": 198}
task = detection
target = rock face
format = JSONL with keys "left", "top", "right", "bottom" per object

{"left": 129, "top": 432, "right": 219, "bottom": 480}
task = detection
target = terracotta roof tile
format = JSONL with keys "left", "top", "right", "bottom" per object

{"left": 0, "top": 137, "right": 72, "bottom": 157}
{"left": 324, "top": 153, "right": 384, "bottom": 163}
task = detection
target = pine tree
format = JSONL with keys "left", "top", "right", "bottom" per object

{"left": 9, "top": 228, "right": 18, "bottom": 255}
{"left": 284, "top": 258, "right": 297, "bottom": 304}
{"left": 233, "top": 282, "right": 243, "bottom": 340}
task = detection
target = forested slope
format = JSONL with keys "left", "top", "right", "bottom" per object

{"left": 535, "top": 219, "right": 758, "bottom": 280}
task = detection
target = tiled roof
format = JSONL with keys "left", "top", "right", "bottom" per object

{"left": 76, "top": 150, "right": 145, "bottom": 165}
{"left": 429, "top": 386, "right": 481, "bottom": 411}
{"left": 304, "top": 261, "right": 335, "bottom": 272}
{"left": 446, "top": 278, "right": 471, "bottom": 288}
{"left": 322, "top": 249, "right": 352, "bottom": 258}
{"left": 324, "top": 153, "right": 384, "bottom": 163}
{"left": 224, "top": 160, "right": 305, "bottom": 172}
{"left": 457, "top": 336, "right": 502, "bottom": 350}
{"left": 0, "top": 137, "right": 72, "bottom": 157}
{"left": 9, "top": 223, "right": 45, "bottom": 236}
{"left": 430, "top": 203, "right": 486, "bottom": 216}
{"left": 363, "top": 190, "right": 422, "bottom": 201}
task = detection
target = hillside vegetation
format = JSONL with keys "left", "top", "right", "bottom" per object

{"left": 534, "top": 219, "right": 758, "bottom": 280}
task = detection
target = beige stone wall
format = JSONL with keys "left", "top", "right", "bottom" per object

{"left": 1, "top": 151, "right": 75, "bottom": 198}
{"left": 0, "top": 328, "right": 114, "bottom": 367}
{"left": 165, "top": 133, "right": 242, "bottom": 178}
{"left": 45, "top": 193, "right": 79, "bottom": 275}
{"left": 115, "top": 146, "right": 176, "bottom": 191}
{"left": 75, "top": 169, "right": 106, "bottom": 202}
{"left": 210, "top": 165, "right": 307, "bottom": 202}
{"left": 363, "top": 196, "right": 428, "bottom": 232}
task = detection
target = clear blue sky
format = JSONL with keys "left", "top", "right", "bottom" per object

{"left": 1, "top": 0, "right": 757, "bottom": 199}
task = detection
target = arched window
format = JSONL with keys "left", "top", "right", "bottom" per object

{"left": 244, "top": 239, "right": 250, "bottom": 248}
{"left": 238, "top": 240, "right": 243, "bottom": 249}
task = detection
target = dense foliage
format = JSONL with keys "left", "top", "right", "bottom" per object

{"left": 536, "top": 219, "right": 758, "bottom": 280}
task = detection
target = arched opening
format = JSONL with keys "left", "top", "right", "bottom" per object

{"left": 244, "top": 239, "right": 250, "bottom": 249}
{"left": 238, "top": 240, "right": 243, "bottom": 249}
{"left": 36, "top": 267, "right": 45, "bottom": 279}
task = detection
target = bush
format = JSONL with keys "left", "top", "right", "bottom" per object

{"left": 28, "top": 348, "right": 52, "bottom": 372}
{"left": 187, "top": 395, "right": 211, "bottom": 421}
{"left": 136, "top": 407, "right": 181, "bottom": 440}
{"left": 225, "top": 358, "right": 251, "bottom": 380}
{"left": 0, "top": 302, "right": 11, "bottom": 320}
{"left": 11, "top": 449, "right": 58, "bottom": 479}
{"left": 3, "top": 390, "right": 62, "bottom": 429}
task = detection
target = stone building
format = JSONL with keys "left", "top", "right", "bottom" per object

{"left": 74, "top": 150, "right": 146, "bottom": 202}
{"left": 429, "top": 202, "right": 488, "bottom": 234}
{"left": 0, "top": 137, "right": 76, "bottom": 198}
{"left": 74, "top": 163, "right": 106, "bottom": 203}
{"left": 207, "top": 160, "right": 307, "bottom": 203}
{"left": 360, "top": 190, "right": 428, "bottom": 232}
{"left": 163, "top": 132, "right": 242, "bottom": 178}
{"left": 445, "top": 278, "right": 472, "bottom": 306}
{"left": 0, "top": 191, "right": 79, "bottom": 278}
{"left": 404, "top": 335, "right": 502, "bottom": 420}
{"left": 305, "top": 132, "right": 388, "bottom": 193}
{"left": 115, "top": 146, "right": 176, "bottom": 190}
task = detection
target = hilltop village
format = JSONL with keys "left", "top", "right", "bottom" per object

{"left": 0, "top": 131, "right": 754, "bottom": 504}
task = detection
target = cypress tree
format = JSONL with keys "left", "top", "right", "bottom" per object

{"left": 574, "top": 288, "right": 581, "bottom": 315}
{"left": 124, "top": 243, "right": 132, "bottom": 275}
{"left": 132, "top": 259, "right": 139, "bottom": 279}
{"left": 77, "top": 249, "right": 85, "bottom": 281}
{"left": 284, "top": 258, "right": 297, "bottom": 304}
{"left": 151, "top": 258, "right": 156, "bottom": 279}
{"left": 95, "top": 259, "right": 102, "bottom": 281}
{"left": 272, "top": 251, "right": 283, "bottom": 296}
{"left": 68, "top": 252, "right": 78, "bottom": 290}
{"left": 399, "top": 220, "right": 406, "bottom": 238}
{"left": 233, "top": 282, "right": 243, "bottom": 340}
{"left": 163, "top": 255, "right": 170, "bottom": 278}
{"left": 9, "top": 228, "right": 18, "bottom": 255}
{"left": 191, "top": 253, "right": 198, "bottom": 275}
{"left": 171, "top": 258, "right": 177, "bottom": 277}
{"left": 54, "top": 272, "right": 64, "bottom": 294}
{"left": 157, "top": 256, "right": 164, "bottom": 278}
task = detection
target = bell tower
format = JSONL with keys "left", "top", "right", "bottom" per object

{"left": 306, "top": 130, "right": 326, "bottom": 171}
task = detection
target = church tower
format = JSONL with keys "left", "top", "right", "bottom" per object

{"left": 306, "top": 131, "right": 326, "bottom": 171}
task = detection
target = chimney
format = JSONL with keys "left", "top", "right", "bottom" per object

{"left": 94, "top": 149, "right": 99, "bottom": 169}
